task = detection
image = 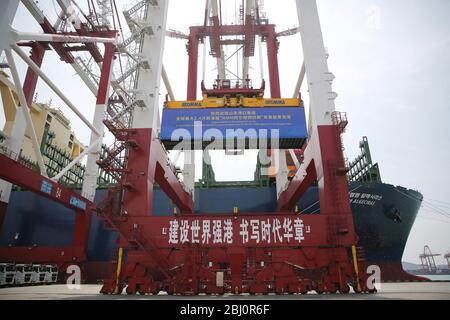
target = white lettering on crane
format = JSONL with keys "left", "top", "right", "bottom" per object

{"left": 164, "top": 218, "right": 310, "bottom": 246}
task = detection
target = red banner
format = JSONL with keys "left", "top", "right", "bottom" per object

{"left": 138, "top": 214, "right": 342, "bottom": 248}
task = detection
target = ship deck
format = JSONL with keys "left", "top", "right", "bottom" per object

{"left": 1, "top": 282, "right": 449, "bottom": 300}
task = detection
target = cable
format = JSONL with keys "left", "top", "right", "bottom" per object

{"left": 393, "top": 187, "right": 450, "bottom": 220}
{"left": 422, "top": 201, "right": 450, "bottom": 218}
{"left": 301, "top": 185, "right": 363, "bottom": 214}
{"left": 426, "top": 198, "right": 450, "bottom": 206}
{"left": 419, "top": 208, "right": 450, "bottom": 220}
{"left": 425, "top": 199, "right": 450, "bottom": 211}
{"left": 52, "top": 0, "right": 67, "bottom": 31}
{"left": 417, "top": 216, "right": 450, "bottom": 224}
{"left": 299, "top": 184, "right": 450, "bottom": 221}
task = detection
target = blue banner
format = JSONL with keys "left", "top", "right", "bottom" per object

{"left": 160, "top": 107, "right": 307, "bottom": 149}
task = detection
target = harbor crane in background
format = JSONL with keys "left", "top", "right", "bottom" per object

{"left": 419, "top": 245, "right": 440, "bottom": 274}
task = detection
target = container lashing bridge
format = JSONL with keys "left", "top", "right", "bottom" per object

{"left": 0, "top": 0, "right": 374, "bottom": 295}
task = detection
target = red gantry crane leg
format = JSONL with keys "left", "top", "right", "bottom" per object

{"left": 96, "top": 0, "right": 372, "bottom": 295}
{"left": 0, "top": 0, "right": 373, "bottom": 295}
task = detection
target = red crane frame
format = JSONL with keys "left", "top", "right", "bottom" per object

{"left": 0, "top": 2, "right": 374, "bottom": 295}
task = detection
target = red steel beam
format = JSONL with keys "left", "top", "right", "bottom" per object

{"left": 121, "top": 128, "right": 194, "bottom": 216}
{"left": 243, "top": 14, "right": 254, "bottom": 57}
{"left": 278, "top": 125, "right": 353, "bottom": 217}
{"left": 22, "top": 42, "right": 46, "bottom": 106}
{"left": 190, "top": 24, "right": 276, "bottom": 37}
{"left": 187, "top": 27, "right": 200, "bottom": 100}
{"left": 278, "top": 159, "right": 317, "bottom": 212}
{"left": 265, "top": 25, "right": 281, "bottom": 98}
{"left": 75, "top": 24, "right": 104, "bottom": 63}
{"left": 187, "top": 23, "right": 280, "bottom": 97}
{"left": 96, "top": 42, "right": 116, "bottom": 105}
{"left": 221, "top": 39, "right": 244, "bottom": 45}
{"left": 187, "top": 24, "right": 277, "bottom": 99}
{"left": 98, "top": 128, "right": 195, "bottom": 287}
{"left": 39, "top": 18, "right": 75, "bottom": 64}
{"left": 37, "top": 14, "right": 116, "bottom": 65}
{"left": 0, "top": 154, "right": 93, "bottom": 265}
{"left": 37, "top": 12, "right": 105, "bottom": 63}
{"left": 0, "top": 153, "right": 93, "bottom": 212}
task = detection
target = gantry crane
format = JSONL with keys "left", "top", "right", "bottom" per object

{"left": 0, "top": 0, "right": 374, "bottom": 295}
{"left": 420, "top": 246, "right": 440, "bottom": 273}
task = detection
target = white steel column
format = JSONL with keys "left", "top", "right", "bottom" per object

{"left": 211, "top": 0, "right": 226, "bottom": 80}
{"left": 292, "top": 62, "right": 306, "bottom": 180}
{"left": 242, "top": 0, "right": 254, "bottom": 80}
{"left": 293, "top": 62, "right": 306, "bottom": 98}
{"left": 275, "top": 150, "right": 289, "bottom": 198}
{"left": 0, "top": 0, "right": 19, "bottom": 53}
{"left": 257, "top": 36, "right": 264, "bottom": 81}
{"left": 131, "top": 0, "right": 169, "bottom": 130}
{"left": 52, "top": 137, "right": 102, "bottom": 181}
{"left": 161, "top": 64, "right": 175, "bottom": 101}
{"left": 71, "top": 61, "right": 99, "bottom": 96}
{"left": 0, "top": 108, "right": 26, "bottom": 205}
{"left": 257, "top": 149, "right": 270, "bottom": 176}
{"left": 288, "top": 149, "right": 301, "bottom": 169}
{"left": 11, "top": 30, "right": 115, "bottom": 44}
{"left": 295, "top": 0, "right": 339, "bottom": 204}
{"left": 202, "top": 0, "right": 211, "bottom": 83}
{"left": 82, "top": 44, "right": 116, "bottom": 201}
{"left": 182, "top": 150, "right": 195, "bottom": 199}
{"left": 0, "top": 0, "right": 20, "bottom": 195}
{"left": 296, "top": 0, "right": 336, "bottom": 127}
{"left": 81, "top": 116, "right": 107, "bottom": 201}
{"left": 4, "top": 50, "right": 48, "bottom": 176}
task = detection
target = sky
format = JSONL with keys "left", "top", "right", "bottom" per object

{"left": 0, "top": 0, "right": 449, "bottom": 264}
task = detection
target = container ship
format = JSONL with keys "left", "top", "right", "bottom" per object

{"left": 0, "top": 75, "right": 424, "bottom": 282}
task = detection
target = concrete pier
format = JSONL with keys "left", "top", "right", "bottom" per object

{"left": 0, "top": 282, "right": 449, "bottom": 300}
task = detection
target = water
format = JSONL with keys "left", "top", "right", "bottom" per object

{"left": 417, "top": 274, "right": 450, "bottom": 281}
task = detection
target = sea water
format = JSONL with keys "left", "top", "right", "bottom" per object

{"left": 417, "top": 274, "right": 450, "bottom": 281}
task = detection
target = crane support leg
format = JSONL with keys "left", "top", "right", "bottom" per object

{"left": 119, "top": 128, "right": 194, "bottom": 216}
{"left": 187, "top": 29, "right": 200, "bottom": 100}
{"left": 82, "top": 42, "right": 117, "bottom": 201}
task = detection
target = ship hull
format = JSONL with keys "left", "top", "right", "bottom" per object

{"left": 0, "top": 182, "right": 424, "bottom": 282}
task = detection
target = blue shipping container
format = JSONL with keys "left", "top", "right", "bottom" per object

{"left": 160, "top": 107, "right": 307, "bottom": 149}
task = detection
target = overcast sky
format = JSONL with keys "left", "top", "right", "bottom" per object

{"left": 1, "top": 0, "right": 449, "bottom": 264}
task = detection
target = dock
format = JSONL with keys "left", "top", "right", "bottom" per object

{"left": 1, "top": 282, "right": 449, "bottom": 300}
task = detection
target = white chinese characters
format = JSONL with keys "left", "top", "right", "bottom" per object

{"left": 240, "top": 218, "right": 306, "bottom": 244}
{"left": 165, "top": 217, "right": 310, "bottom": 245}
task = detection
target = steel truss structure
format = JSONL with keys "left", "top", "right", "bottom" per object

{"left": 0, "top": 0, "right": 375, "bottom": 295}
{"left": 0, "top": 0, "right": 117, "bottom": 278}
